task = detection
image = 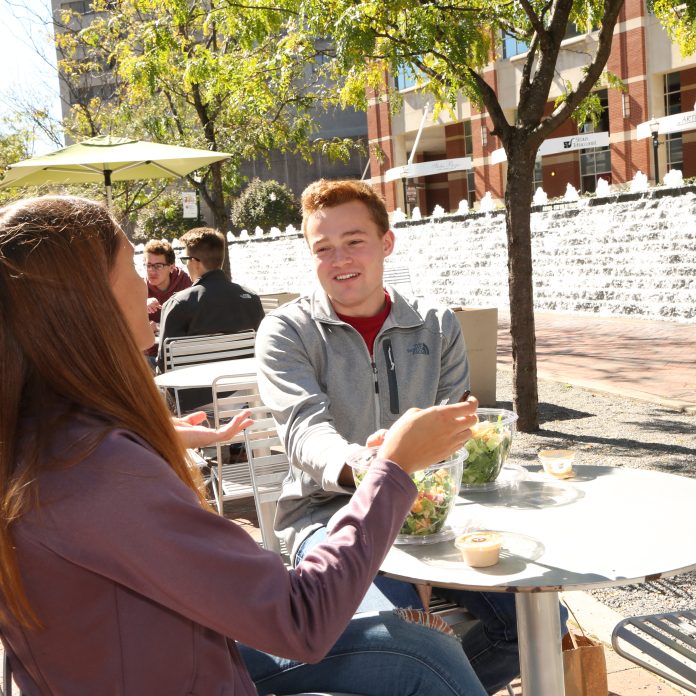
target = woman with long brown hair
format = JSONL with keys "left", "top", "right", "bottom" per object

{"left": 0, "top": 195, "right": 484, "bottom": 695}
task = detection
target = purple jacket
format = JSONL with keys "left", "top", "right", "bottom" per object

{"left": 1, "top": 420, "right": 416, "bottom": 695}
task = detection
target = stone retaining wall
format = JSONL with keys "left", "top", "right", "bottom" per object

{"left": 227, "top": 186, "right": 696, "bottom": 322}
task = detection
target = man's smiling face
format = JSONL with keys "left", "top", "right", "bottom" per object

{"left": 305, "top": 199, "right": 395, "bottom": 317}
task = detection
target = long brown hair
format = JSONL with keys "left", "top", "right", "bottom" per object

{"left": 0, "top": 196, "right": 208, "bottom": 628}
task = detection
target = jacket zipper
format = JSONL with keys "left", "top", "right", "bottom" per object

{"left": 382, "top": 338, "right": 400, "bottom": 414}
{"left": 372, "top": 359, "right": 381, "bottom": 428}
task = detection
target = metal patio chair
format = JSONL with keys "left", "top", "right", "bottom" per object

{"left": 612, "top": 608, "right": 696, "bottom": 693}
{"left": 208, "top": 374, "right": 261, "bottom": 513}
{"left": 260, "top": 296, "right": 280, "bottom": 312}
{"left": 161, "top": 331, "right": 256, "bottom": 415}
{"left": 243, "top": 405, "right": 291, "bottom": 557}
{"left": 382, "top": 265, "right": 415, "bottom": 297}
{"left": 2, "top": 652, "right": 23, "bottom": 696}
{"left": 162, "top": 330, "right": 256, "bottom": 371}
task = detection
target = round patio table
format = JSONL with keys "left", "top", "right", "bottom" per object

{"left": 379, "top": 465, "right": 696, "bottom": 696}
{"left": 154, "top": 357, "right": 257, "bottom": 389}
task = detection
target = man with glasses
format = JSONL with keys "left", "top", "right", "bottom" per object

{"left": 156, "top": 229, "right": 264, "bottom": 409}
{"left": 143, "top": 239, "right": 192, "bottom": 367}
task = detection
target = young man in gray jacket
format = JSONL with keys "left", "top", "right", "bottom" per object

{"left": 256, "top": 179, "right": 520, "bottom": 694}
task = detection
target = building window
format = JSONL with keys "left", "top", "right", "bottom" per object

{"left": 462, "top": 121, "right": 476, "bottom": 206}
{"left": 580, "top": 89, "right": 610, "bottom": 134}
{"left": 533, "top": 158, "right": 543, "bottom": 191}
{"left": 664, "top": 72, "right": 683, "bottom": 172}
{"left": 61, "top": 0, "right": 92, "bottom": 12}
{"left": 580, "top": 89, "right": 611, "bottom": 193}
{"left": 467, "top": 169, "right": 476, "bottom": 207}
{"left": 463, "top": 120, "right": 473, "bottom": 156}
{"left": 581, "top": 148, "right": 612, "bottom": 193}
{"left": 480, "top": 125, "right": 488, "bottom": 147}
{"left": 503, "top": 22, "right": 582, "bottom": 60}
{"left": 563, "top": 23, "right": 583, "bottom": 40}
{"left": 395, "top": 65, "right": 426, "bottom": 91}
{"left": 502, "top": 33, "right": 528, "bottom": 59}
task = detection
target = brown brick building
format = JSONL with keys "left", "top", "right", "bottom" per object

{"left": 367, "top": 0, "right": 696, "bottom": 213}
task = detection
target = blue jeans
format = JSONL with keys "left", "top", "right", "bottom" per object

{"left": 295, "top": 526, "right": 568, "bottom": 695}
{"left": 238, "top": 610, "right": 486, "bottom": 696}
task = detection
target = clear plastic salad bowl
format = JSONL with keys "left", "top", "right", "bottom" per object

{"left": 348, "top": 446, "right": 467, "bottom": 544}
{"left": 462, "top": 408, "right": 518, "bottom": 486}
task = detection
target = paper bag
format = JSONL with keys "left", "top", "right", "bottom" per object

{"left": 562, "top": 629, "right": 608, "bottom": 696}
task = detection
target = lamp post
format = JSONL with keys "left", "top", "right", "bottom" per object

{"left": 192, "top": 173, "right": 203, "bottom": 224}
{"left": 649, "top": 118, "right": 660, "bottom": 185}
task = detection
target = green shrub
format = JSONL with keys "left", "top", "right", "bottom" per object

{"left": 231, "top": 178, "right": 300, "bottom": 234}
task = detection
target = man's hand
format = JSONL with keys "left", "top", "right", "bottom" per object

{"left": 173, "top": 410, "right": 254, "bottom": 449}
{"left": 365, "top": 429, "right": 388, "bottom": 447}
{"left": 147, "top": 297, "right": 161, "bottom": 314}
{"left": 378, "top": 396, "right": 479, "bottom": 475}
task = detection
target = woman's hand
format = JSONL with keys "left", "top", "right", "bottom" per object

{"left": 173, "top": 410, "right": 254, "bottom": 449}
{"left": 378, "top": 396, "right": 478, "bottom": 475}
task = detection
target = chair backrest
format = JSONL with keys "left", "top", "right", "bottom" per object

{"left": 259, "top": 292, "right": 300, "bottom": 311}
{"left": 243, "top": 406, "right": 291, "bottom": 556}
{"left": 383, "top": 266, "right": 414, "bottom": 296}
{"left": 260, "top": 296, "right": 280, "bottom": 312}
{"left": 611, "top": 609, "right": 696, "bottom": 693}
{"left": 163, "top": 331, "right": 256, "bottom": 372}
{"left": 209, "top": 374, "right": 262, "bottom": 512}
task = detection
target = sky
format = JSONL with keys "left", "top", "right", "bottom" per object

{"left": 0, "top": 0, "right": 62, "bottom": 154}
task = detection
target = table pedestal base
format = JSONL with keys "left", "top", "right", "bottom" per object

{"left": 516, "top": 591, "right": 564, "bottom": 696}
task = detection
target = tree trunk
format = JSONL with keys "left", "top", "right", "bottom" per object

{"left": 203, "top": 161, "right": 232, "bottom": 278}
{"left": 504, "top": 139, "right": 539, "bottom": 432}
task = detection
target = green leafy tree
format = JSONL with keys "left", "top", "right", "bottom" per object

{"left": 650, "top": 0, "right": 696, "bottom": 56}
{"left": 54, "top": 0, "right": 336, "bottom": 238}
{"left": 230, "top": 179, "right": 301, "bottom": 234}
{"left": 135, "top": 189, "right": 202, "bottom": 241}
{"left": 0, "top": 123, "right": 33, "bottom": 205}
{"left": 294, "top": 0, "right": 628, "bottom": 430}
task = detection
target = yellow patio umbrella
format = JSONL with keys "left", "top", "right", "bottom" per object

{"left": 0, "top": 135, "right": 231, "bottom": 207}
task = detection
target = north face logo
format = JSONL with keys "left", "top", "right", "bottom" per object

{"left": 407, "top": 343, "right": 430, "bottom": 355}
{"left": 240, "top": 293, "right": 252, "bottom": 299}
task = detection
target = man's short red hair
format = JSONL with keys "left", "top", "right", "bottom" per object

{"left": 301, "top": 179, "right": 390, "bottom": 238}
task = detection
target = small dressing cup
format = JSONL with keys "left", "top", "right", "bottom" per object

{"left": 538, "top": 449, "right": 576, "bottom": 479}
{"left": 455, "top": 531, "right": 503, "bottom": 567}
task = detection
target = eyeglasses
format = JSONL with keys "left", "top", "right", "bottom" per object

{"left": 179, "top": 256, "right": 199, "bottom": 263}
{"left": 144, "top": 263, "right": 170, "bottom": 271}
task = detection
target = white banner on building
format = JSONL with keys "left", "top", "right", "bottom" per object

{"left": 384, "top": 156, "right": 472, "bottom": 182}
{"left": 538, "top": 131, "right": 609, "bottom": 155}
{"left": 490, "top": 131, "right": 609, "bottom": 164}
{"left": 182, "top": 191, "right": 198, "bottom": 219}
{"left": 491, "top": 148, "right": 507, "bottom": 165}
{"left": 636, "top": 109, "right": 696, "bottom": 140}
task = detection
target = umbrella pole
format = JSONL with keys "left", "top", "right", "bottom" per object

{"left": 104, "top": 169, "right": 113, "bottom": 209}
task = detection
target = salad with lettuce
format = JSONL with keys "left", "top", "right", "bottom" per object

{"left": 354, "top": 465, "right": 457, "bottom": 537}
{"left": 462, "top": 418, "right": 513, "bottom": 484}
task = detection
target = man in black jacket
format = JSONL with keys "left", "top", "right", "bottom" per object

{"left": 156, "top": 228, "right": 264, "bottom": 408}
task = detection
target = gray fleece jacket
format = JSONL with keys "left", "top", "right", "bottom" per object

{"left": 255, "top": 286, "right": 469, "bottom": 559}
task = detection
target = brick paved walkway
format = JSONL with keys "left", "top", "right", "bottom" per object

{"left": 497, "top": 310, "right": 696, "bottom": 412}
